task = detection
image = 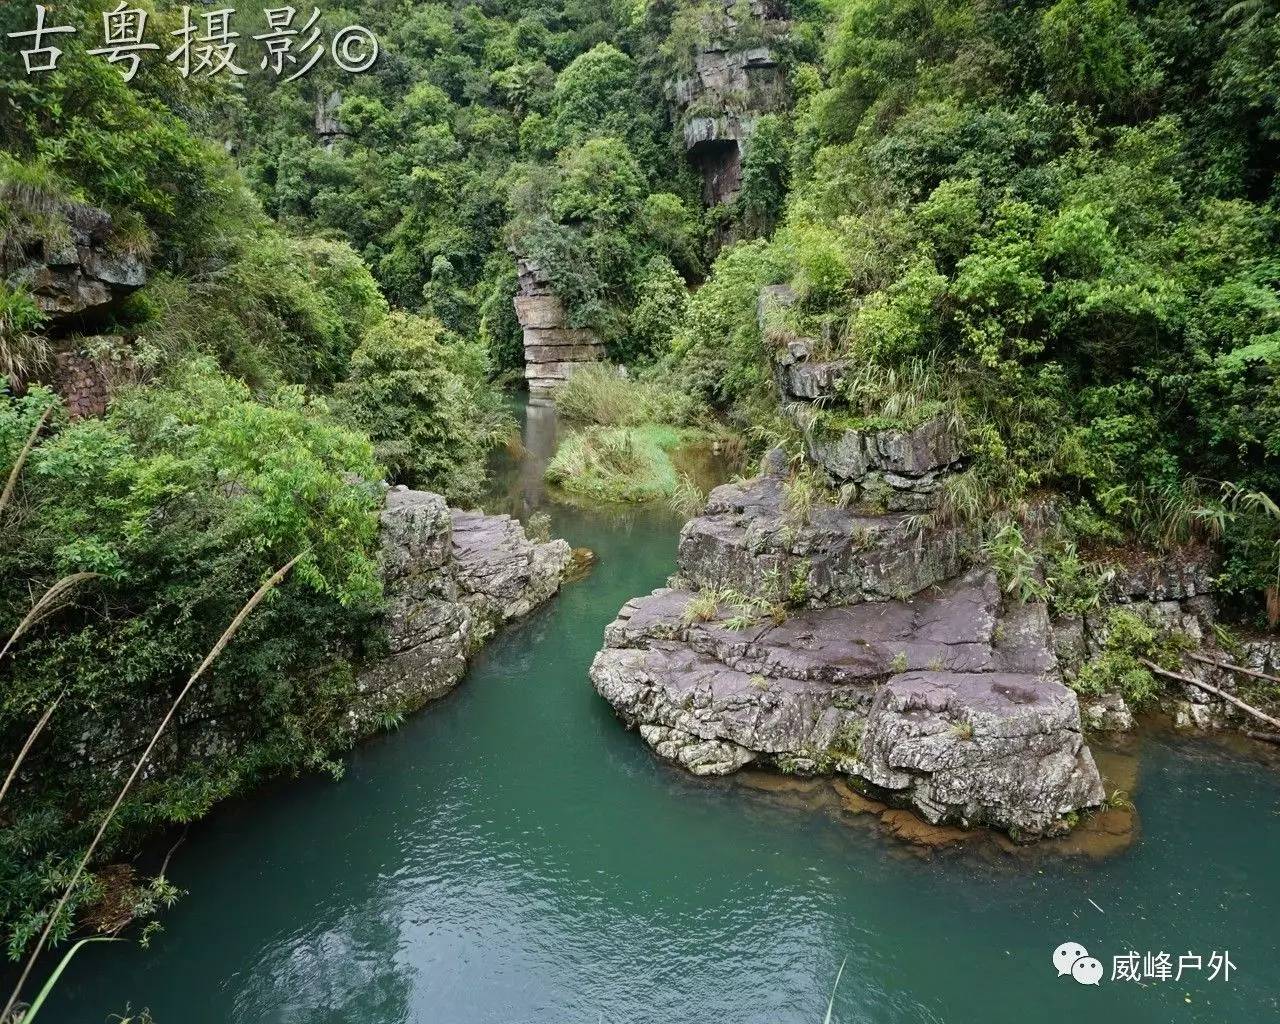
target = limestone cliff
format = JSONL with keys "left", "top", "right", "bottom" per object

{"left": 668, "top": 0, "right": 790, "bottom": 207}
{"left": 3, "top": 201, "right": 145, "bottom": 324}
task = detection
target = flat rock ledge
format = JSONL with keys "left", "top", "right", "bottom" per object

{"left": 590, "top": 568, "right": 1104, "bottom": 840}
{"left": 352, "top": 488, "right": 572, "bottom": 732}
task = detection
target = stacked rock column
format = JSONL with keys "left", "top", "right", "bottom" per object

{"left": 512, "top": 259, "right": 607, "bottom": 397}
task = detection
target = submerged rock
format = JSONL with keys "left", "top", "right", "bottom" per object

{"left": 353, "top": 488, "right": 572, "bottom": 730}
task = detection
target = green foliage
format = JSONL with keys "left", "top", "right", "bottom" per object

{"left": 0, "top": 282, "right": 48, "bottom": 389}
{"left": 710, "top": 0, "right": 1280, "bottom": 622}
{"left": 510, "top": 132, "right": 704, "bottom": 352}
{"left": 155, "top": 234, "right": 388, "bottom": 392}
{"left": 230, "top": 0, "right": 690, "bottom": 366}
{"left": 551, "top": 44, "right": 648, "bottom": 153}
{"left": 738, "top": 114, "right": 792, "bottom": 238}
{"left": 625, "top": 256, "right": 690, "bottom": 363}
{"left": 0, "top": 366, "right": 384, "bottom": 955}
{"left": 0, "top": 2, "right": 243, "bottom": 270}
{"left": 668, "top": 239, "right": 789, "bottom": 409}
{"left": 552, "top": 137, "right": 646, "bottom": 226}
{"left": 335, "top": 312, "right": 511, "bottom": 500}
{"left": 1038, "top": 0, "right": 1152, "bottom": 104}
{"left": 985, "top": 523, "right": 1050, "bottom": 604}
{"left": 640, "top": 193, "right": 705, "bottom": 279}
{"left": 1072, "top": 609, "right": 1167, "bottom": 708}
{"left": 545, "top": 424, "right": 691, "bottom": 503}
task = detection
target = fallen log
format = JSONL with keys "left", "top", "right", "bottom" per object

{"left": 1187, "top": 651, "right": 1280, "bottom": 689}
{"left": 1245, "top": 730, "right": 1280, "bottom": 746}
{"left": 1138, "top": 658, "right": 1280, "bottom": 732}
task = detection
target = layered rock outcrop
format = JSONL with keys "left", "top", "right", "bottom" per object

{"left": 353, "top": 487, "right": 572, "bottom": 729}
{"left": 3, "top": 201, "right": 146, "bottom": 324}
{"left": 590, "top": 278, "right": 1107, "bottom": 839}
{"left": 668, "top": 1, "right": 790, "bottom": 207}
{"left": 593, "top": 509, "right": 1103, "bottom": 837}
{"left": 513, "top": 259, "right": 606, "bottom": 396}
{"left": 677, "top": 470, "right": 970, "bottom": 607}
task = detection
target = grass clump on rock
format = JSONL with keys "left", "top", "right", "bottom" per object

{"left": 545, "top": 424, "right": 689, "bottom": 503}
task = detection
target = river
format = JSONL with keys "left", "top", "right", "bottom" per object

{"left": 50, "top": 400, "right": 1280, "bottom": 1023}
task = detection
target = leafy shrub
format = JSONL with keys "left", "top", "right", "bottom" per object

{"left": 0, "top": 284, "right": 47, "bottom": 389}
{"left": 1072, "top": 610, "right": 1164, "bottom": 708}
{"left": 668, "top": 239, "right": 789, "bottom": 409}
{"left": 0, "top": 364, "right": 385, "bottom": 953}
{"left": 153, "top": 235, "right": 387, "bottom": 392}
{"left": 625, "top": 256, "right": 690, "bottom": 364}
{"left": 335, "top": 311, "right": 511, "bottom": 500}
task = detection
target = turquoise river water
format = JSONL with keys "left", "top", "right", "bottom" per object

{"left": 48, "top": 401, "right": 1280, "bottom": 1023}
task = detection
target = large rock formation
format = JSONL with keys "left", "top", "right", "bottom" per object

{"left": 513, "top": 259, "right": 607, "bottom": 397}
{"left": 593, "top": 523, "right": 1104, "bottom": 838}
{"left": 590, "top": 280, "right": 1107, "bottom": 840}
{"left": 668, "top": 1, "right": 790, "bottom": 207}
{"left": 353, "top": 487, "right": 572, "bottom": 729}
{"left": 3, "top": 201, "right": 146, "bottom": 324}
{"left": 676, "top": 471, "right": 970, "bottom": 607}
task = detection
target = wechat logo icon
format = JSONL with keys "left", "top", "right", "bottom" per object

{"left": 1054, "top": 942, "right": 1104, "bottom": 985}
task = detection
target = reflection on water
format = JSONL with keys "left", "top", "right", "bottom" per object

{"left": 47, "top": 397, "right": 1280, "bottom": 1024}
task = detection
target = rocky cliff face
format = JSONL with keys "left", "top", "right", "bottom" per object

{"left": 4, "top": 201, "right": 147, "bottom": 417}
{"left": 669, "top": 1, "right": 790, "bottom": 207}
{"left": 677, "top": 470, "right": 970, "bottom": 608}
{"left": 353, "top": 487, "right": 572, "bottom": 730}
{"left": 513, "top": 259, "right": 607, "bottom": 397}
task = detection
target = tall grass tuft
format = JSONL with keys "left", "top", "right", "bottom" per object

{"left": 10, "top": 937, "right": 121, "bottom": 1023}
{"left": 545, "top": 425, "right": 684, "bottom": 503}
{"left": 0, "top": 287, "right": 50, "bottom": 392}
{"left": 554, "top": 364, "right": 699, "bottom": 427}
{"left": 841, "top": 356, "right": 961, "bottom": 431}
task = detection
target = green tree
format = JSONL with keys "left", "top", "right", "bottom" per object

{"left": 335, "top": 312, "right": 509, "bottom": 499}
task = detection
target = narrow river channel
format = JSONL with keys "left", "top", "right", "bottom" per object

{"left": 52, "top": 401, "right": 1280, "bottom": 1023}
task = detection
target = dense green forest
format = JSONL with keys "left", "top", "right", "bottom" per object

{"left": 1, "top": 0, "right": 1278, "bottom": 977}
